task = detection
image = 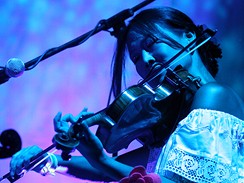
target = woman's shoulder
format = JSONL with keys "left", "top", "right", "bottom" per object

{"left": 190, "top": 82, "right": 244, "bottom": 120}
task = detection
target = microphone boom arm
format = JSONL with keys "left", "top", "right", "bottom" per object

{"left": 0, "top": 0, "right": 154, "bottom": 84}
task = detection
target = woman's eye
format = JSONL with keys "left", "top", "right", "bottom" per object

{"left": 144, "top": 36, "right": 158, "bottom": 49}
{"left": 145, "top": 38, "right": 154, "bottom": 48}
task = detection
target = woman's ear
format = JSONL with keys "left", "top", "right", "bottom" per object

{"left": 184, "top": 32, "right": 196, "bottom": 42}
{"left": 183, "top": 32, "right": 196, "bottom": 54}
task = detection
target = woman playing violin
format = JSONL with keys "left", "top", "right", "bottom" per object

{"left": 9, "top": 6, "right": 244, "bottom": 183}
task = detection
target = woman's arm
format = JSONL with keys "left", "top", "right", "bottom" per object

{"left": 55, "top": 146, "right": 149, "bottom": 181}
{"left": 54, "top": 121, "right": 149, "bottom": 181}
{"left": 55, "top": 155, "right": 114, "bottom": 181}
{"left": 10, "top": 108, "right": 150, "bottom": 182}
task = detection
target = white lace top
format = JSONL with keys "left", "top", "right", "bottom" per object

{"left": 146, "top": 109, "right": 244, "bottom": 183}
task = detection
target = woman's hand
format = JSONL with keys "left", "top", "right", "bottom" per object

{"left": 53, "top": 107, "right": 93, "bottom": 133}
{"left": 53, "top": 108, "right": 130, "bottom": 180}
{"left": 53, "top": 107, "right": 103, "bottom": 164}
{"left": 10, "top": 145, "right": 44, "bottom": 177}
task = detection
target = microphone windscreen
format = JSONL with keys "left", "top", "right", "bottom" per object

{"left": 5, "top": 58, "right": 25, "bottom": 77}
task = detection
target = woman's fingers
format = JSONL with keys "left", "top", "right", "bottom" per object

{"left": 81, "top": 107, "right": 88, "bottom": 113}
{"left": 10, "top": 146, "right": 42, "bottom": 177}
{"left": 53, "top": 112, "right": 74, "bottom": 133}
{"left": 53, "top": 112, "right": 63, "bottom": 132}
{"left": 53, "top": 108, "right": 94, "bottom": 134}
{"left": 10, "top": 147, "right": 27, "bottom": 176}
{"left": 73, "top": 107, "right": 94, "bottom": 124}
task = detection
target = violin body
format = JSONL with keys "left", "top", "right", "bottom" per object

{"left": 95, "top": 66, "right": 200, "bottom": 153}
{"left": 55, "top": 66, "right": 200, "bottom": 154}
{"left": 96, "top": 85, "right": 160, "bottom": 153}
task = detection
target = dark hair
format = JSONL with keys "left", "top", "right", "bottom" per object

{"left": 109, "top": 7, "right": 222, "bottom": 99}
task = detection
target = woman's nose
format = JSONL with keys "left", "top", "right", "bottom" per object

{"left": 141, "top": 50, "right": 155, "bottom": 67}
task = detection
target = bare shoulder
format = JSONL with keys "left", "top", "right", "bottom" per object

{"left": 191, "top": 82, "right": 244, "bottom": 120}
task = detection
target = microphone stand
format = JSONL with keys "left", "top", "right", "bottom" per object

{"left": 0, "top": 1, "right": 155, "bottom": 182}
{"left": 0, "top": 0, "right": 155, "bottom": 84}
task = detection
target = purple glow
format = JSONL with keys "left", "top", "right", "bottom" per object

{"left": 0, "top": 0, "right": 243, "bottom": 182}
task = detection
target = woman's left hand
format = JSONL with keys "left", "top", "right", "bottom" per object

{"left": 53, "top": 107, "right": 104, "bottom": 161}
{"left": 53, "top": 107, "right": 93, "bottom": 133}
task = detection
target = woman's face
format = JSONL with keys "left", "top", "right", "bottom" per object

{"left": 127, "top": 27, "right": 192, "bottom": 86}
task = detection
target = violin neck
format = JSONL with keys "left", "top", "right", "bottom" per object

{"left": 81, "top": 111, "right": 115, "bottom": 128}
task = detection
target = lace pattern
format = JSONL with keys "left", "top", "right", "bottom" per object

{"left": 148, "top": 109, "right": 244, "bottom": 183}
{"left": 163, "top": 148, "right": 239, "bottom": 182}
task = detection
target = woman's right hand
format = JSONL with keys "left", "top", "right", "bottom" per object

{"left": 10, "top": 145, "right": 44, "bottom": 177}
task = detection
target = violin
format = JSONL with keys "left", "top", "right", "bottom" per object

{"left": 58, "top": 65, "right": 201, "bottom": 154}
{"left": 95, "top": 65, "right": 201, "bottom": 153}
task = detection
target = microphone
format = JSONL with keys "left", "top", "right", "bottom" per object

{"left": 5, "top": 58, "right": 25, "bottom": 77}
{"left": 0, "top": 58, "right": 25, "bottom": 84}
